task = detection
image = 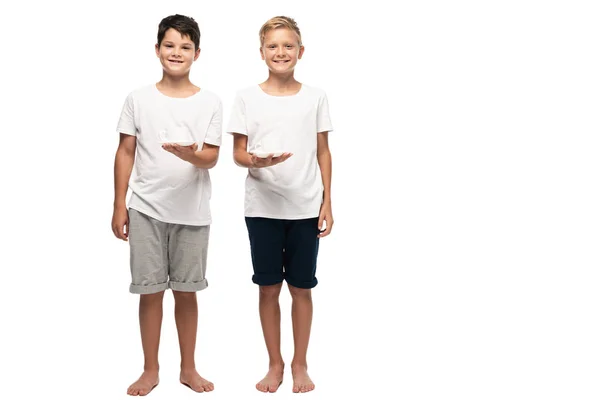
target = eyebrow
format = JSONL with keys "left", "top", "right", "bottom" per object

{"left": 163, "top": 41, "right": 193, "bottom": 46}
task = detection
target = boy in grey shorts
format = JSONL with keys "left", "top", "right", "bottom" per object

{"left": 111, "top": 14, "right": 221, "bottom": 395}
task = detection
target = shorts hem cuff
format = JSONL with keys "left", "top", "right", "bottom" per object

{"left": 284, "top": 277, "right": 318, "bottom": 289}
{"left": 169, "top": 279, "right": 208, "bottom": 292}
{"left": 129, "top": 282, "right": 169, "bottom": 294}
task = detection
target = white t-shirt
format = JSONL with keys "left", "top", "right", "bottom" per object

{"left": 116, "top": 84, "right": 222, "bottom": 226}
{"left": 227, "top": 84, "right": 333, "bottom": 219}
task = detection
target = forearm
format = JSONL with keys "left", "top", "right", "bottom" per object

{"left": 317, "top": 150, "right": 332, "bottom": 201}
{"left": 234, "top": 149, "right": 254, "bottom": 168}
{"left": 187, "top": 148, "right": 219, "bottom": 169}
{"left": 114, "top": 149, "right": 134, "bottom": 208}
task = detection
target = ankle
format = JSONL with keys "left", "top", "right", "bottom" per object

{"left": 269, "top": 360, "right": 285, "bottom": 369}
{"left": 180, "top": 365, "right": 197, "bottom": 373}
{"left": 143, "top": 365, "right": 160, "bottom": 373}
{"left": 291, "top": 361, "right": 307, "bottom": 370}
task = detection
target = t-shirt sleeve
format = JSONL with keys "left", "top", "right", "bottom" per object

{"left": 317, "top": 92, "right": 334, "bottom": 133}
{"left": 204, "top": 99, "right": 223, "bottom": 146}
{"left": 116, "top": 93, "right": 137, "bottom": 136}
{"left": 226, "top": 94, "right": 248, "bottom": 136}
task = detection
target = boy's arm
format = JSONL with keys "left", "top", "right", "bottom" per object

{"left": 317, "top": 131, "right": 333, "bottom": 237}
{"left": 112, "top": 133, "right": 136, "bottom": 241}
{"left": 232, "top": 133, "right": 292, "bottom": 168}
{"left": 232, "top": 133, "right": 253, "bottom": 167}
{"left": 161, "top": 142, "right": 220, "bottom": 169}
{"left": 192, "top": 143, "right": 220, "bottom": 168}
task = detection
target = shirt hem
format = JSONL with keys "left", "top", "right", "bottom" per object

{"left": 244, "top": 212, "right": 319, "bottom": 220}
{"left": 129, "top": 205, "right": 212, "bottom": 226}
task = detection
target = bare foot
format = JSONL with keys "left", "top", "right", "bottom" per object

{"left": 127, "top": 370, "right": 159, "bottom": 396}
{"left": 180, "top": 369, "right": 214, "bottom": 393}
{"left": 256, "top": 363, "right": 284, "bottom": 393}
{"left": 292, "top": 365, "right": 315, "bottom": 393}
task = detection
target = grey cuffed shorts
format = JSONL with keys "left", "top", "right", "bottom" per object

{"left": 128, "top": 208, "right": 210, "bottom": 294}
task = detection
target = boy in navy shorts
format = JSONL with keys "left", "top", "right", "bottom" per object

{"left": 227, "top": 16, "right": 334, "bottom": 394}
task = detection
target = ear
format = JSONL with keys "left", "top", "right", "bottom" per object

{"left": 155, "top": 43, "right": 160, "bottom": 57}
{"left": 298, "top": 45, "right": 305, "bottom": 60}
{"left": 260, "top": 47, "right": 265, "bottom": 60}
{"left": 194, "top": 48, "right": 201, "bottom": 61}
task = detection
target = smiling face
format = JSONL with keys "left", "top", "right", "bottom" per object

{"left": 260, "top": 28, "right": 304, "bottom": 75}
{"left": 155, "top": 28, "right": 200, "bottom": 77}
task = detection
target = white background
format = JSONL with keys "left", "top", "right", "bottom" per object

{"left": 1, "top": 0, "right": 599, "bottom": 399}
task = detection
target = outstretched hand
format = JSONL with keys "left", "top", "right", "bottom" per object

{"left": 249, "top": 152, "right": 293, "bottom": 168}
{"left": 162, "top": 143, "right": 199, "bottom": 161}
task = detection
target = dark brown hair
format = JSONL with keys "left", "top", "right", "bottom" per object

{"left": 157, "top": 14, "right": 200, "bottom": 50}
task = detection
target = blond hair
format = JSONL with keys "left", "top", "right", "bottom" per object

{"left": 259, "top": 16, "right": 302, "bottom": 47}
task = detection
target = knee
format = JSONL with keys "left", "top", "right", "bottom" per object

{"left": 140, "top": 291, "right": 165, "bottom": 304}
{"left": 288, "top": 285, "right": 311, "bottom": 300}
{"left": 259, "top": 283, "right": 282, "bottom": 300}
{"left": 172, "top": 290, "right": 196, "bottom": 303}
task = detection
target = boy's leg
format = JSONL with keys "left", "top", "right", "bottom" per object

{"left": 288, "top": 285, "right": 315, "bottom": 393}
{"left": 127, "top": 209, "right": 169, "bottom": 396}
{"left": 127, "top": 292, "right": 164, "bottom": 396}
{"left": 258, "top": 283, "right": 285, "bottom": 392}
{"left": 283, "top": 218, "right": 320, "bottom": 393}
{"left": 168, "top": 223, "right": 213, "bottom": 392}
{"left": 245, "top": 217, "right": 286, "bottom": 392}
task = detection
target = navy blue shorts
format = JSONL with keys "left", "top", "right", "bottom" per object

{"left": 245, "top": 217, "right": 320, "bottom": 289}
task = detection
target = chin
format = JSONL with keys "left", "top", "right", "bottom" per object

{"left": 270, "top": 66, "right": 294, "bottom": 73}
{"left": 163, "top": 69, "right": 190, "bottom": 77}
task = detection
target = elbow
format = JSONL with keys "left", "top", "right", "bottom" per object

{"left": 206, "top": 160, "right": 218, "bottom": 169}
{"left": 203, "top": 155, "right": 218, "bottom": 169}
{"left": 233, "top": 151, "right": 246, "bottom": 168}
{"left": 317, "top": 149, "right": 331, "bottom": 161}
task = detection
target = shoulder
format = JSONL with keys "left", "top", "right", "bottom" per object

{"left": 301, "top": 84, "right": 327, "bottom": 97}
{"left": 196, "top": 89, "right": 223, "bottom": 109}
{"left": 131, "top": 84, "right": 157, "bottom": 96}
{"left": 235, "top": 85, "right": 261, "bottom": 100}
{"left": 300, "top": 84, "right": 329, "bottom": 104}
{"left": 124, "top": 84, "right": 156, "bottom": 102}
{"left": 197, "top": 88, "right": 221, "bottom": 102}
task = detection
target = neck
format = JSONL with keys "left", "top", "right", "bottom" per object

{"left": 158, "top": 73, "right": 194, "bottom": 89}
{"left": 264, "top": 72, "right": 298, "bottom": 89}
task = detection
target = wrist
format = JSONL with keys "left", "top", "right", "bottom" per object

{"left": 183, "top": 151, "right": 197, "bottom": 163}
{"left": 248, "top": 153, "right": 257, "bottom": 168}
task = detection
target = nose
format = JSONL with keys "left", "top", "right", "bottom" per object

{"left": 276, "top": 47, "right": 286, "bottom": 57}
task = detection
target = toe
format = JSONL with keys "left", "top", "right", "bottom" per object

{"left": 293, "top": 384, "right": 300, "bottom": 393}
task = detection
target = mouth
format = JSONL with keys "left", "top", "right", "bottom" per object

{"left": 168, "top": 60, "right": 184, "bottom": 64}
{"left": 273, "top": 60, "right": 291, "bottom": 64}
